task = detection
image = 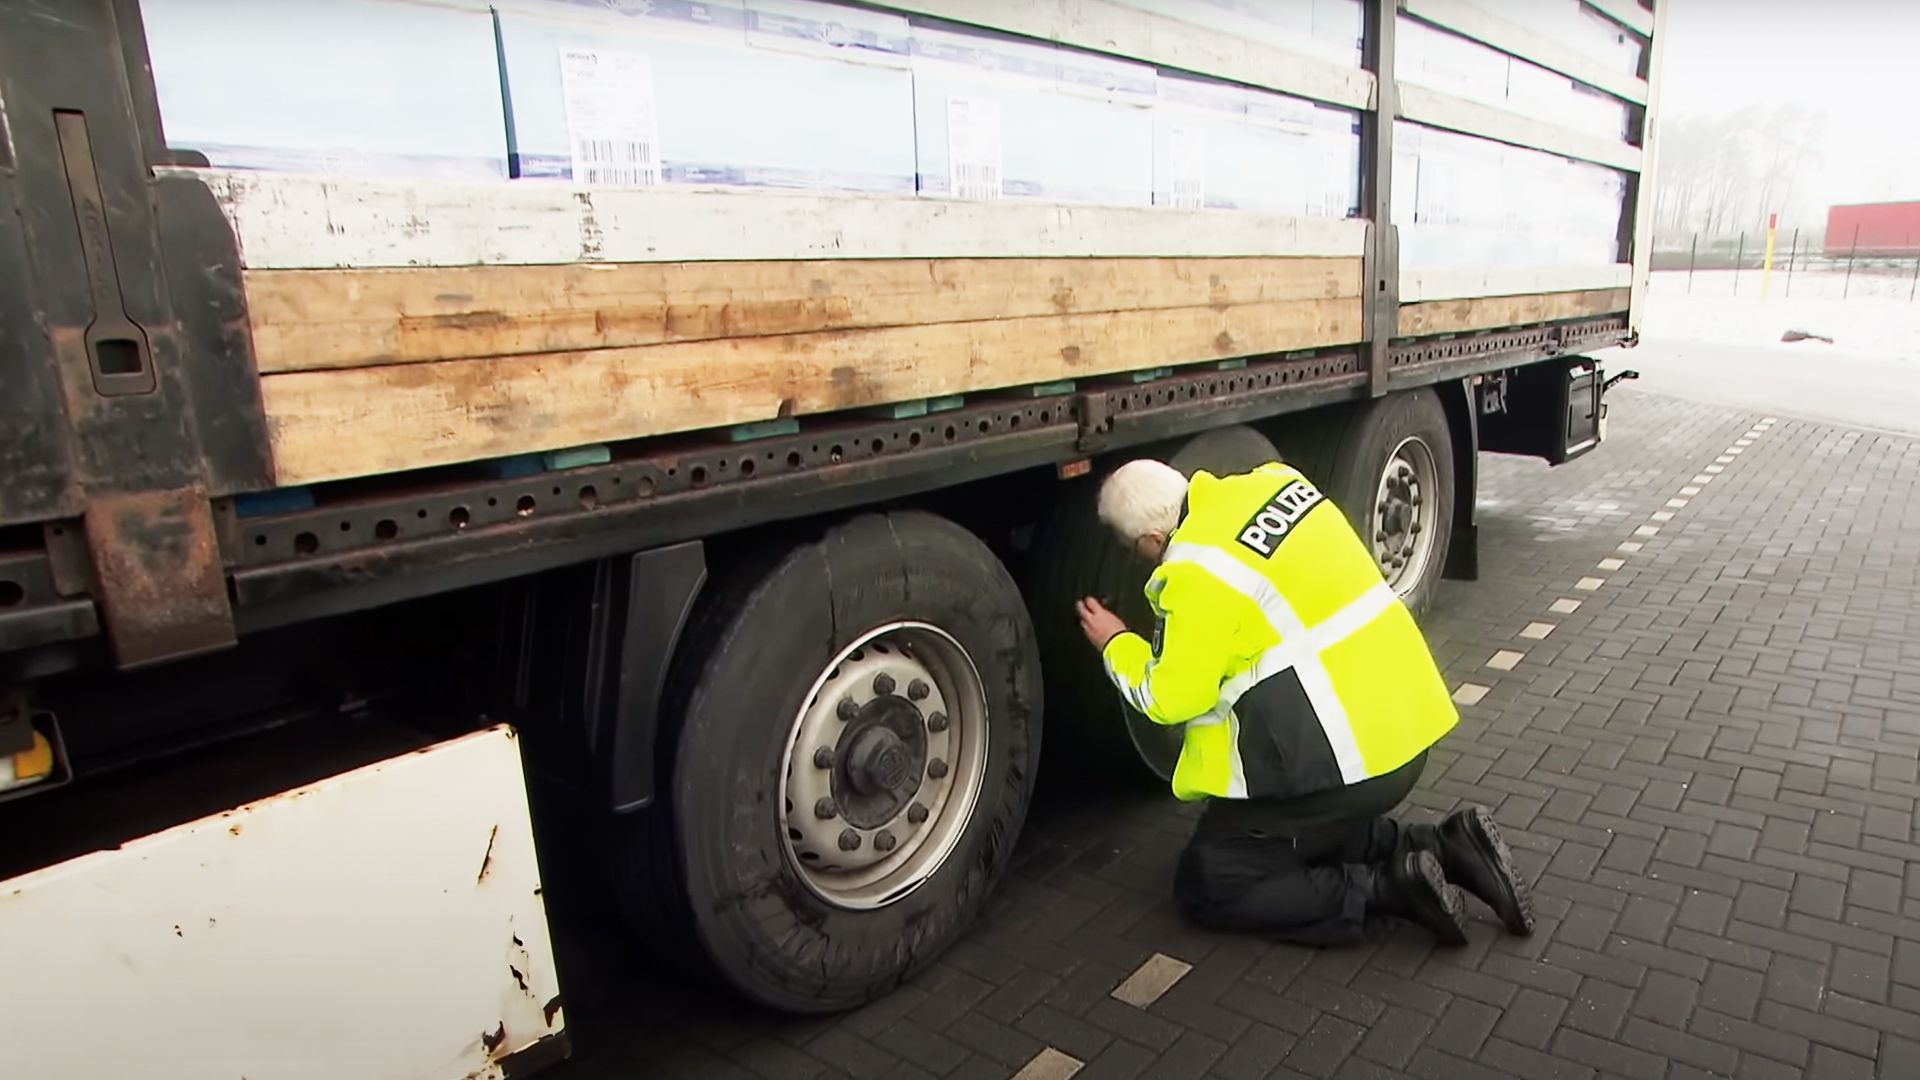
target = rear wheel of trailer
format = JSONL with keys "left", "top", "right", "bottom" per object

{"left": 610, "top": 511, "right": 1040, "bottom": 1011}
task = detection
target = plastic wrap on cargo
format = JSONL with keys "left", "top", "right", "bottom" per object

{"left": 1152, "top": 75, "right": 1360, "bottom": 217}
{"left": 494, "top": 0, "right": 916, "bottom": 193}
{"left": 1115, "top": 0, "right": 1364, "bottom": 68}
{"left": 140, "top": 0, "right": 510, "bottom": 179}
{"left": 910, "top": 24, "right": 1155, "bottom": 205}
{"left": 1395, "top": 122, "right": 1625, "bottom": 270}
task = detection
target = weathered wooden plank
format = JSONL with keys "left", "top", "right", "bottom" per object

{"left": 1403, "top": 0, "right": 1648, "bottom": 104}
{"left": 874, "top": 0, "right": 1374, "bottom": 110}
{"left": 1395, "top": 287, "right": 1629, "bottom": 336}
{"left": 1399, "top": 263, "right": 1631, "bottom": 302}
{"left": 246, "top": 256, "right": 1363, "bottom": 373}
{"left": 261, "top": 298, "right": 1363, "bottom": 485}
{"left": 1584, "top": 0, "right": 1653, "bottom": 39}
{"left": 1397, "top": 83, "right": 1643, "bottom": 173}
{"left": 171, "top": 168, "right": 1370, "bottom": 270}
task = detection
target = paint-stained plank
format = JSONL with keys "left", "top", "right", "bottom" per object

{"left": 174, "top": 168, "right": 1370, "bottom": 270}
{"left": 1395, "top": 288, "right": 1629, "bottom": 337}
{"left": 246, "top": 257, "right": 1363, "bottom": 373}
{"left": 261, "top": 297, "right": 1363, "bottom": 484}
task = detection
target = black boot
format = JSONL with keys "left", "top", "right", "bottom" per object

{"left": 1410, "top": 807, "right": 1535, "bottom": 936}
{"left": 1368, "top": 850, "right": 1469, "bottom": 946}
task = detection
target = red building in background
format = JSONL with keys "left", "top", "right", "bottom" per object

{"left": 1825, "top": 201, "right": 1920, "bottom": 257}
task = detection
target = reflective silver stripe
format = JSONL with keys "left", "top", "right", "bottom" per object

{"left": 1163, "top": 543, "right": 1396, "bottom": 785}
{"left": 1102, "top": 651, "right": 1157, "bottom": 715}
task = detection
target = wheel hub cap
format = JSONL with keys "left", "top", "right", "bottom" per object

{"left": 779, "top": 623, "right": 988, "bottom": 910}
{"left": 1373, "top": 436, "right": 1438, "bottom": 593}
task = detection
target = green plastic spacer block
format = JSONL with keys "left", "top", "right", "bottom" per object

{"left": 728, "top": 417, "right": 802, "bottom": 442}
{"left": 543, "top": 444, "right": 612, "bottom": 470}
{"left": 1019, "top": 380, "right": 1077, "bottom": 397}
{"left": 867, "top": 400, "right": 931, "bottom": 419}
{"left": 1213, "top": 358, "right": 1249, "bottom": 371}
{"left": 1127, "top": 367, "right": 1173, "bottom": 383}
{"left": 927, "top": 395, "right": 966, "bottom": 413}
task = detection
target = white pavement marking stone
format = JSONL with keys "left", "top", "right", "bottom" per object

{"left": 1597, "top": 558, "right": 1625, "bottom": 571}
{"left": 1725, "top": 447, "right": 1744, "bottom": 455}
{"left": 1651, "top": 511, "right": 1674, "bottom": 522}
{"left": 1617, "top": 541, "right": 1643, "bottom": 553}
{"left": 1681, "top": 486, "right": 1701, "bottom": 495}
{"left": 1520, "top": 622, "right": 1555, "bottom": 640}
{"left": 1667, "top": 498, "right": 1689, "bottom": 508}
{"left": 1111, "top": 953, "right": 1192, "bottom": 1008}
{"left": 1453, "top": 683, "right": 1491, "bottom": 705}
{"left": 1014, "top": 1048, "right": 1085, "bottom": 1080}
{"left": 1715, "top": 455, "right": 1735, "bottom": 464}
{"left": 1692, "top": 474, "right": 1715, "bottom": 483}
{"left": 1705, "top": 465, "right": 1725, "bottom": 473}
{"left": 1576, "top": 577, "right": 1605, "bottom": 590}
{"left": 1634, "top": 525, "right": 1660, "bottom": 537}
{"left": 1549, "top": 598, "right": 1582, "bottom": 614}
{"left": 1487, "top": 650, "right": 1525, "bottom": 671}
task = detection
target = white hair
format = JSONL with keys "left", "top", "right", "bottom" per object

{"left": 1097, "top": 459, "right": 1189, "bottom": 545}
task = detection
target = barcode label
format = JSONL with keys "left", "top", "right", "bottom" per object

{"left": 1168, "top": 125, "right": 1205, "bottom": 210}
{"left": 574, "top": 137, "right": 658, "bottom": 188}
{"left": 559, "top": 48, "right": 662, "bottom": 188}
{"left": 947, "top": 97, "right": 1003, "bottom": 201}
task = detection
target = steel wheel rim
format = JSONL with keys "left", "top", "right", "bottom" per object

{"left": 1373, "top": 435, "right": 1439, "bottom": 594}
{"left": 779, "top": 622, "right": 989, "bottom": 910}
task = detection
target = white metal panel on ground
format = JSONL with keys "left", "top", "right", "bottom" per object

{"left": 171, "top": 168, "right": 1370, "bottom": 268}
{"left": 0, "top": 726, "right": 562, "bottom": 1080}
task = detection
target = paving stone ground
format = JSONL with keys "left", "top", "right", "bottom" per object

{"left": 551, "top": 388, "right": 1920, "bottom": 1080}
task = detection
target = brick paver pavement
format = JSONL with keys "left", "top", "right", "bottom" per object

{"left": 551, "top": 388, "right": 1920, "bottom": 1080}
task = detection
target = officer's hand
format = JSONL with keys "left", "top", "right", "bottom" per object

{"left": 1076, "top": 597, "right": 1127, "bottom": 650}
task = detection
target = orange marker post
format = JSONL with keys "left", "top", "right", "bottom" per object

{"left": 1761, "top": 212, "right": 1779, "bottom": 302}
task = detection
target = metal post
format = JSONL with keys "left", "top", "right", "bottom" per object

{"left": 1359, "top": 0, "right": 1398, "bottom": 398}
{"left": 1688, "top": 233, "right": 1697, "bottom": 294}
{"left": 1733, "top": 233, "right": 1744, "bottom": 296}
{"left": 1786, "top": 228, "right": 1798, "bottom": 297}
{"left": 1910, "top": 235, "right": 1918, "bottom": 302}
{"left": 1845, "top": 222, "right": 1860, "bottom": 299}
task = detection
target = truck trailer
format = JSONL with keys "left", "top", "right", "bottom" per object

{"left": 0, "top": 0, "right": 1663, "bottom": 1075}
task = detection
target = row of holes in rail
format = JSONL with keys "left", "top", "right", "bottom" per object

{"left": 237, "top": 359, "right": 1360, "bottom": 565}
{"left": 235, "top": 399, "right": 1076, "bottom": 565}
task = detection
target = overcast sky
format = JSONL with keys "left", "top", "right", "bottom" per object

{"left": 1659, "top": 0, "right": 1920, "bottom": 205}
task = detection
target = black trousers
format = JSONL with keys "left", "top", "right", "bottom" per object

{"left": 1172, "top": 752, "right": 1427, "bottom": 945}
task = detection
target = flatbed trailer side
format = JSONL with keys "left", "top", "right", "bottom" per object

{"left": 0, "top": 0, "right": 1665, "bottom": 1069}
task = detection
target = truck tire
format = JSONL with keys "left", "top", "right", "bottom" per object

{"left": 1263, "top": 389, "right": 1456, "bottom": 617}
{"left": 614, "top": 511, "right": 1040, "bottom": 1013}
{"left": 1026, "top": 425, "right": 1280, "bottom": 784}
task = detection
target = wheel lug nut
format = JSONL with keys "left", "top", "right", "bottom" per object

{"left": 838, "top": 829, "right": 861, "bottom": 851}
{"left": 836, "top": 698, "right": 859, "bottom": 721}
{"left": 813, "top": 747, "right": 835, "bottom": 769}
{"left": 928, "top": 758, "right": 950, "bottom": 779}
{"left": 907, "top": 803, "right": 929, "bottom": 824}
{"left": 908, "top": 679, "right": 930, "bottom": 701}
{"left": 874, "top": 830, "right": 897, "bottom": 853}
{"left": 814, "top": 797, "right": 838, "bottom": 820}
{"left": 873, "top": 672, "right": 896, "bottom": 696}
{"left": 1410, "top": 522, "right": 1422, "bottom": 534}
{"left": 927, "top": 712, "right": 949, "bottom": 733}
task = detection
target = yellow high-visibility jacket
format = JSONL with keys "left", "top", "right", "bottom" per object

{"left": 1101, "top": 463, "right": 1458, "bottom": 801}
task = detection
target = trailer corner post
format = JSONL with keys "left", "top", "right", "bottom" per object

{"left": 1361, "top": 0, "right": 1399, "bottom": 398}
{"left": 0, "top": 0, "right": 273, "bottom": 668}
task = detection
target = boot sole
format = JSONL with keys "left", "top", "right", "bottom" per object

{"left": 1462, "top": 807, "right": 1536, "bottom": 936}
{"left": 1413, "top": 852, "right": 1470, "bottom": 947}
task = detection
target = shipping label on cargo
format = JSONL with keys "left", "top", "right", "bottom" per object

{"left": 946, "top": 97, "right": 1004, "bottom": 201}
{"left": 558, "top": 48, "right": 662, "bottom": 187}
{"left": 1168, "top": 125, "right": 1207, "bottom": 210}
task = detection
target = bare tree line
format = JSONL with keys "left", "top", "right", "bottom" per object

{"left": 1651, "top": 103, "right": 1827, "bottom": 248}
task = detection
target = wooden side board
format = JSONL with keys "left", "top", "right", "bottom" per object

{"left": 260, "top": 297, "right": 1364, "bottom": 485}
{"left": 1395, "top": 287, "right": 1630, "bottom": 337}
{"left": 247, "top": 257, "right": 1363, "bottom": 373}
